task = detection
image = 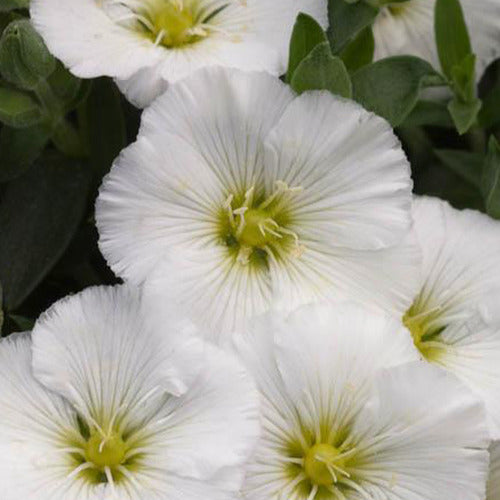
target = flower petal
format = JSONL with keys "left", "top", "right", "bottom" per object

{"left": 272, "top": 303, "right": 419, "bottom": 432}
{"left": 269, "top": 233, "right": 422, "bottom": 316}
{"left": 31, "top": 285, "right": 204, "bottom": 426}
{"left": 352, "top": 362, "right": 490, "bottom": 500}
{"left": 96, "top": 133, "right": 226, "bottom": 283}
{"left": 30, "top": 0, "right": 162, "bottom": 79}
{"left": 143, "top": 248, "right": 273, "bottom": 342}
{"left": 432, "top": 313, "right": 500, "bottom": 438}
{"left": 264, "top": 91, "right": 413, "bottom": 250}
{"left": 137, "top": 343, "right": 260, "bottom": 486}
{"left": 140, "top": 67, "right": 295, "bottom": 195}
{"left": 411, "top": 196, "right": 500, "bottom": 326}
{"left": 0, "top": 333, "right": 92, "bottom": 500}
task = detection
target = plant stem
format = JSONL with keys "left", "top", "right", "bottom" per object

{"left": 34, "top": 79, "right": 86, "bottom": 158}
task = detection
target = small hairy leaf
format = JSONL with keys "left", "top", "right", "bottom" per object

{"left": 327, "top": 0, "right": 378, "bottom": 54}
{"left": 434, "top": 0, "right": 472, "bottom": 79}
{"left": 0, "top": 86, "right": 42, "bottom": 127}
{"left": 287, "top": 13, "right": 327, "bottom": 83}
{"left": 352, "top": 56, "right": 445, "bottom": 126}
{"left": 291, "top": 42, "right": 352, "bottom": 98}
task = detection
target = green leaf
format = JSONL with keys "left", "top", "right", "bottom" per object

{"left": 339, "top": 26, "right": 374, "bottom": 73}
{"left": 85, "top": 78, "right": 127, "bottom": 187}
{"left": 434, "top": 149, "right": 483, "bottom": 187}
{"left": 47, "top": 62, "right": 83, "bottom": 109}
{"left": 327, "top": 0, "right": 379, "bottom": 53}
{"left": 402, "top": 100, "right": 453, "bottom": 127}
{"left": 0, "top": 124, "right": 50, "bottom": 182}
{"left": 434, "top": 0, "right": 472, "bottom": 79}
{"left": 450, "top": 53, "right": 476, "bottom": 102}
{"left": 287, "top": 13, "right": 327, "bottom": 83}
{"left": 0, "top": 86, "right": 42, "bottom": 127}
{"left": 352, "top": 56, "right": 445, "bottom": 126}
{"left": 0, "top": 0, "right": 29, "bottom": 12}
{"left": 0, "top": 153, "right": 91, "bottom": 310}
{"left": 291, "top": 42, "right": 352, "bottom": 98}
{"left": 447, "top": 97, "right": 481, "bottom": 135}
{"left": 481, "top": 136, "right": 500, "bottom": 219}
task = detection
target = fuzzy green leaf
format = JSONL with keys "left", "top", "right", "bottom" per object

{"left": 339, "top": 26, "right": 374, "bottom": 72}
{"left": 327, "top": 0, "right": 378, "bottom": 53}
{"left": 352, "top": 56, "right": 445, "bottom": 126}
{"left": 0, "top": 124, "right": 50, "bottom": 182}
{"left": 403, "top": 100, "right": 453, "bottom": 127}
{"left": 482, "top": 136, "right": 500, "bottom": 219}
{"left": 287, "top": 13, "right": 327, "bottom": 83}
{"left": 291, "top": 42, "right": 352, "bottom": 98}
{"left": 434, "top": 0, "right": 472, "bottom": 79}
{"left": 0, "top": 154, "right": 91, "bottom": 309}
{"left": 448, "top": 97, "right": 482, "bottom": 135}
{"left": 0, "top": 86, "right": 42, "bottom": 127}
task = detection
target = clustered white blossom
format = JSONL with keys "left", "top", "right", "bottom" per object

{"left": 1, "top": 1, "right": 499, "bottom": 499}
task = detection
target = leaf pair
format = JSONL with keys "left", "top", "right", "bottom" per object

{"left": 287, "top": 13, "right": 351, "bottom": 99}
{"left": 435, "top": 0, "right": 482, "bottom": 134}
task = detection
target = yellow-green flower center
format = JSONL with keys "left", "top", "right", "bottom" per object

{"left": 220, "top": 182, "right": 304, "bottom": 267}
{"left": 110, "top": 0, "right": 229, "bottom": 48}
{"left": 65, "top": 409, "right": 147, "bottom": 486}
{"left": 154, "top": 2, "right": 196, "bottom": 47}
{"left": 403, "top": 304, "right": 446, "bottom": 361}
{"left": 304, "top": 444, "right": 347, "bottom": 487}
{"left": 85, "top": 432, "right": 127, "bottom": 469}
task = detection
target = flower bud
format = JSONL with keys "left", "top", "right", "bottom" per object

{"left": 0, "top": 19, "right": 55, "bottom": 90}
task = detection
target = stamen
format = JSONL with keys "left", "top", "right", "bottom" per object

{"left": 306, "top": 484, "right": 318, "bottom": 500}
{"left": 154, "top": 29, "right": 166, "bottom": 45}
{"left": 105, "top": 466, "right": 117, "bottom": 496}
{"left": 67, "top": 462, "right": 95, "bottom": 480}
{"left": 326, "top": 485, "right": 348, "bottom": 500}
{"left": 236, "top": 245, "right": 252, "bottom": 265}
{"left": 233, "top": 207, "right": 248, "bottom": 236}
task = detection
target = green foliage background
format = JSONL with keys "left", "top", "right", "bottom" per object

{"left": 0, "top": 0, "right": 499, "bottom": 335}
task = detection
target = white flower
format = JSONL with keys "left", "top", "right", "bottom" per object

{"left": 372, "top": 0, "right": 500, "bottom": 79}
{"left": 30, "top": 0, "right": 327, "bottom": 107}
{"left": 96, "top": 67, "right": 420, "bottom": 340}
{"left": 0, "top": 285, "right": 260, "bottom": 500}
{"left": 230, "top": 302, "right": 490, "bottom": 500}
{"left": 403, "top": 196, "right": 500, "bottom": 438}
{"left": 487, "top": 442, "right": 500, "bottom": 500}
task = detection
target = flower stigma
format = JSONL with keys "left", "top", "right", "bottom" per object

{"left": 85, "top": 432, "right": 127, "bottom": 468}
{"left": 221, "top": 181, "right": 304, "bottom": 266}
{"left": 304, "top": 443, "right": 349, "bottom": 487}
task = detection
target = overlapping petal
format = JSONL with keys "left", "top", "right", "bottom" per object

{"left": 408, "top": 196, "right": 500, "bottom": 437}
{"left": 0, "top": 285, "right": 261, "bottom": 500}
{"left": 232, "top": 303, "right": 490, "bottom": 500}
